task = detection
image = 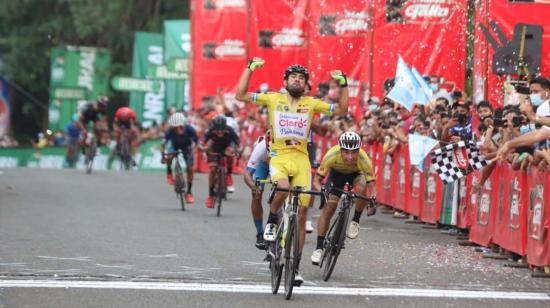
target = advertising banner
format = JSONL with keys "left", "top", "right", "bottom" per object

{"left": 0, "top": 76, "right": 11, "bottom": 138}
{"left": 164, "top": 20, "right": 191, "bottom": 110}
{"left": 474, "top": 0, "right": 550, "bottom": 106}
{"left": 370, "top": 0, "right": 468, "bottom": 98}
{"left": 190, "top": 0, "right": 248, "bottom": 109}
{"left": 49, "top": 46, "right": 111, "bottom": 132}
{"left": 248, "top": 0, "right": 309, "bottom": 92}
{"left": 526, "top": 166, "right": 550, "bottom": 267}
{"left": 307, "top": 0, "right": 371, "bottom": 118}
{"left": 129, "top": 32, "right": 166, "bottom": 128}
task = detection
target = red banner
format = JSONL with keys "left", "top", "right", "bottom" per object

{"left": 408, "top": 164, "right": 424, "bottom": 218}
{"left": 421, "top": 157, "right": 443, "bottom": 225}
{"left": 526, "top": 166, "right": 550, "bottom": 267}
{"left": 393, "top": 146, "right": 409, "bottom": 212}
{"left": 190, "top": 0, "right": 248, "bottom": 109}
{"left": 492, "top": 164, "right": 528, "bottom": 256}
{"left": 370, "top": 0, "right": 468, "bottom": 98}
{"left": 307, "top": 0, "right": 371, "bottom": 118}
{"left": 456, "top": 176, "right": 470, "bottom": 229}
{"left": 248, "top": 0, "right": 309, "bottom": 92}
{"left": 475, "top": 0, "right": 550, "bottom": 106}
{"left": 469, "top": 167, "right": 500, "bottom": 247}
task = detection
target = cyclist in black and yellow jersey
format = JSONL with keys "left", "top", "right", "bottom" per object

{"left": 311, "top": 131, "right": 377, "bottom": 265}
{"left": 235, "top": 57, "right": 349, "bottom": 284}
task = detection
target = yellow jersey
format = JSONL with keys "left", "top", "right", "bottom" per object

{"left": 317, "top": 145, "right": 376, "bottom": 182}
{"left": 253, "top": 92, "right": 334, "bottom": 155}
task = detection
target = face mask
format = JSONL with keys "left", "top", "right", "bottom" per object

{"left": 530, "top": 93, "right": 543, "bottom": 106}
{"left": 368, "top": 104, "right": 378, "bottom": 112}
{"left": 429, "top": 83, "right": 438, "bottom": 92}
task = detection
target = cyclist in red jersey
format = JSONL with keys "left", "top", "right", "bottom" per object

{"left": 113, "top": 106, "right": 140, "bottom": 166}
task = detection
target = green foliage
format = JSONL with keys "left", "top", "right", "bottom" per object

{"left": 0, "top": 0, "right": 189, "bottom": 143}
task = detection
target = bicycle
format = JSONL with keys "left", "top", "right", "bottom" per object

{"left": 170, "top": 149, "right": 187, "bottom": 211}
{"left": 264, "top": 182, "right": 322, "bottom": 300}
{"left": 118, "top": 127, "right": 132, "bottom": 170}
{"left": 84, "top": 132, "right": 97, "bottom": 174}
{"left": 318, "top": 183, "right": 375, "bottom": 281}
{"left": 211, "top": 153, "right": 228, "bottom": 217}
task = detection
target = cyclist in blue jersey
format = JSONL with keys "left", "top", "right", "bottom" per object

{"left": 161, "top": 112, "right": 199, "bottom": 204}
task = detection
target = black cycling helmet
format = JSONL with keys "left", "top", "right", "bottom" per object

{"left": 211, "top": 115, "right": 227, "bottom": 131}
{"left": 284, "top": 64, "right": 309, "bottom": 82}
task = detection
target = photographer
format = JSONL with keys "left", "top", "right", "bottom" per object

{"left": 442, "top": 100, "right": 472, "bottom": 143}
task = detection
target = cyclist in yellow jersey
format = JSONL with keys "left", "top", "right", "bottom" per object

{"left": 236, "top": 57, "right": 349, "bottom": 284}
{"left": 311, "top": 131, "right": 377, "bottom": 265}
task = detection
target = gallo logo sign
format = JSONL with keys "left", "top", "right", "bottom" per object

{"left": 478, "top": 192, "right": 490, "bottom": 226}
{"left": 402, "top": 0, "right": 456, "bottom": 24}
{"left": 214, "top": 40, "right": 246, "bottom": 58}
{"left": 319, "top": 11, "right": 370, "bottom": 36}
{"left": 272, "top": 28, "right": 305, "bottom": 48}
{"left": 259, "top": 28, "right": 305, "bottom": 49}
{"left": 452, "top": 145, "right": 469, "bottom": 170}
{"left": 529, "top": 185, "right": 544, "bottom": 240}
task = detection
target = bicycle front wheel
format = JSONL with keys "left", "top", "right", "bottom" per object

{"left": 269, "top": 225, "right": 284, "bottom": 294}
{"left": 216, "top": 166, "right": 225, "bottom": 217}
{"left": 85, "top": 143, "right": 96, "bottom": 174}
{"left": 322, "top": 209, "right": 348, "bottom": 281}
{"left": 283, "top": 216, "right": 297, "bottom": 300}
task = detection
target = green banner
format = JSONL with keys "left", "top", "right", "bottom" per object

{"left": 49, "top": 46, "right": 111, "bottom": 132}
{"left": 52, "top": 87, "right": 88, "bottom": 100}
{"left": 147, "top": 65, "right": 188, "bottom": 80}
{"left": 164, "top": 20, "right": 190, "bottom": 111}
{"left": 129, "top": 32, "right": 166, "bottom": 128}
{"left": 111, "top": 76, "right": 161, "bottom": 92}
{"left": 0, "top": 139, "right": 164, "bottom": 171}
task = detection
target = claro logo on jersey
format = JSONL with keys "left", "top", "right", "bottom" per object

{"left": 202, "top": 40, "right": 246, "bottom": 59}
{"left": 402, "top": 0, "right": 457, "bottom": 24}
{"left": 204, "top": 0, "right": 246, "bottom": 10}
{"left": 319, "top": 11, "right": 370, "bottom": 36}
{"left": 259, "top": 28, "right": 305, "bottom": 49}
{"left": 274, "top": 112, "right": 308, "bottom": 139}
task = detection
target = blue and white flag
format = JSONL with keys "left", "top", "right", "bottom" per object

{"left": 408, "top": 133, "right": 439, "bottom": 171}
{"left": 411, "top": 67, "right": 432, "bottom": 105}
{"left": 386, "top": 56, "right": 424, "bottom": 111}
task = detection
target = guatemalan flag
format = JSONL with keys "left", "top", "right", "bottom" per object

{"left": 386, "top": 56, "right": 430, "bottom": 111}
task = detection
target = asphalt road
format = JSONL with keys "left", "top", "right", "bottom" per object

{"left": 1, "top": 168, "right": 549, "bottom": 307}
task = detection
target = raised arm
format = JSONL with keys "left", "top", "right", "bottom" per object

{"left": 235, "top": 57, "right": 265, "bottom": 103}
{"left": 330, "top": 70, "right": 349, "bottom": 116}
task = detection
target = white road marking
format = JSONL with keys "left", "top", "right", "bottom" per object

{"left": 0, "top": 280, "right": 548, "bottom": 300}
{"left": 37, "top": 256, "right": 91, "bottom": 262}
{"left": 138, "top": 254, "right": 178, "bottom": 258}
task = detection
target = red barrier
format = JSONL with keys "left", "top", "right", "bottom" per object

{"left": 394, "top": 146, "right": 410, "bottom": 212}
{"left": 377, "top": 150, "right": 395, "bottom": 207}
{"left": 408, "top": 165, "right": 424, "bottom": 218}
{"left": 420, "top": 157, "right": 443, "bottom": 224}
{"left": 526, "top": 166, "right": 550, "bottom": 267}
{"left": 469, "top": 167, "right": 500, "bottom": 247}
{"left": 456, "top": 176, "right": 470, "bottom": 229}
{"left": 491, "top": 164, "right": 529, "bottom": 256}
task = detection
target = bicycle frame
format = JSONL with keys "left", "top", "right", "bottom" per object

{"left": 265, "top": 183, "right": 322, "bottom": 300}
{"left": 319, "top": 183, "right": 373, "bottom": 281}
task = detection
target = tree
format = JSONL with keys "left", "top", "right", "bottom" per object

{"left": 0, "top": 0, "right": 189, "bottom": 144}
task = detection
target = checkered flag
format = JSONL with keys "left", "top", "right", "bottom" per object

{"left": 430, "top": 141, "right": 488, "bottom": 184}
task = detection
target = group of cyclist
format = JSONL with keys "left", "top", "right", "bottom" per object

{"left": 65, "top": 58, "right": 378, "bottom": 286}
{"left": 63, "top": 96, "right": 140, "bottom": 169}
{"left": 235, "top": 58, "right": 377, "bottom": 285}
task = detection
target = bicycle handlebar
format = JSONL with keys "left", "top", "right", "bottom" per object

{"left": 323, "top": 186, "right": 374, "bottom": 203}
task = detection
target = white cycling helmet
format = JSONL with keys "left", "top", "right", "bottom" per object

{"left": 339, "top": 131, "right": 362, "bottom": 150}
{"left": 169, "top": 112, "right": 186, "bottom": 127}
